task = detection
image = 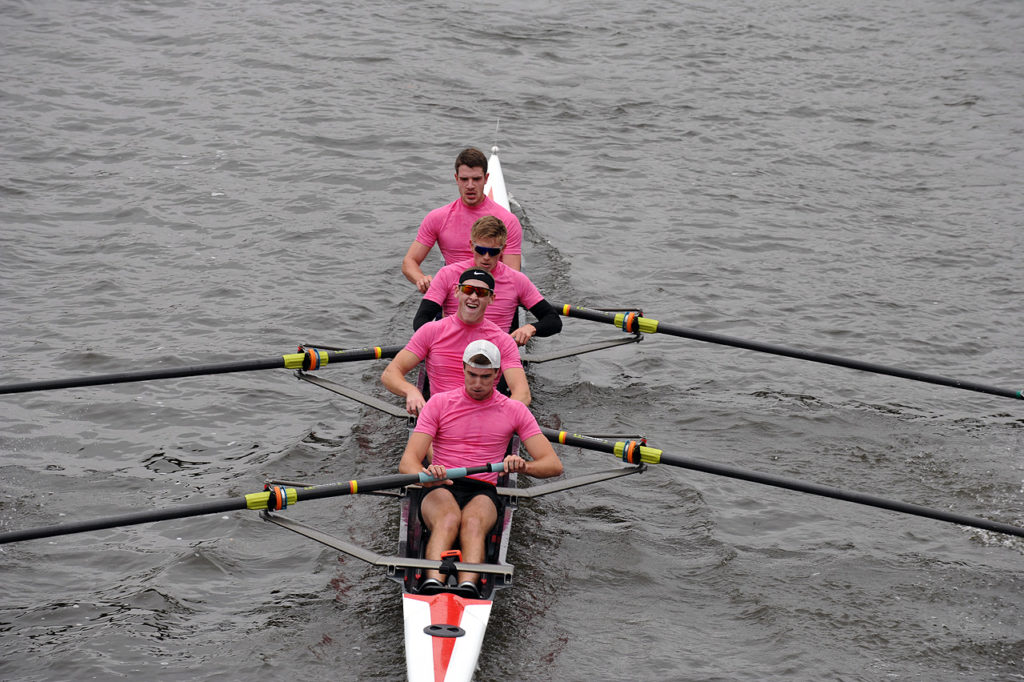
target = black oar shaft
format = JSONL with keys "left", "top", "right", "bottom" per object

{"left": 544, "top": 427, "right": 1024, "bottom": 540}
{"left": 0, "top": 345, "right": 402, "bottom": 395}
{"left": 557, "top": 304, "right": 1023, "bottom": 401}
{"left": 0, "top": 498, "right": 246, "bottom": 544}
{"left": 0, "top": 463, "right": 501, "bottom": 545}
{"left": 653, "top": 451, "right": 1024, "bottom": 539}
{"left": 0, "top": 358, "right": 291, "bottom": 395}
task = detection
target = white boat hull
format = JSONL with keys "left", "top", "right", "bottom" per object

{"left": 483, "top": 146, "right": 510, "bottom": 211}
{"left": 403, "top": 592, "right": 493, "bottom": 682}
{"left": 400, "top": 147, "right": 514, "bottom": 680}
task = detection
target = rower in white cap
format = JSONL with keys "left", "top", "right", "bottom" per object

{"left": 397, "top": 339, "right": 562, "bottom": 596}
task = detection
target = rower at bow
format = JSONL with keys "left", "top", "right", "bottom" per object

{"left": 402, "top": 147, "right": 524, "bottom": 293}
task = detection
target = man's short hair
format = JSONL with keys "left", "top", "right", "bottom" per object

{"left": 470, "top": 216, "right": 507, "bottom": 243}
{"left": 455, "top": 148, "right": 488, "bottom": 173}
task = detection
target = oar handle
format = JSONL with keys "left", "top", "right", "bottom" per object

{"left": 556, "top": 303, "right": 1024, "bottom": 401}
{"left": 287, "top": 462, "right": 505, "bottom": 502}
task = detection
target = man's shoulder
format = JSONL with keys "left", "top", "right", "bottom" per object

{"left": 479, "top": 321, "right": 520, "bottom": 356}
{"left": 422, "top": 199, "right": 460, "bottom": 222}
{"left": 480, "top": 197, "right": 520, "bottom": 222}
{"left": 410, "top": 315, "right": 445, "bottom": 341}
{"left": 490, "top": 391, "right": 532, "bottom": 416}
{"left": 437, "top": 258, "right": 476, "bottom": 279}
{"left": 501, "top": 264, "right": 535, "bottom": 286}
{"left": 425, "top": 386, "right": 462, "bottom": 405}
{"left": 474, "top": 317, "right": 513, "bottom": 338}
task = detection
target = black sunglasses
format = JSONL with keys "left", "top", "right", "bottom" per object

{"left": 473, "top": 244, "right": 503, "bottom": 257}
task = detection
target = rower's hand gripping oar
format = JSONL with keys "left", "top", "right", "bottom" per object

{"left": 0, "top": 345, "right": 402, "bottom": 395}
{"left": 556, "top": 304, "right": 1024, "bottom": 401}
{"left": 0, "top": 463, "right": 504, "bottom": 545}
{"left": 542, "top": 427, "right": 1024, "bottom": 540}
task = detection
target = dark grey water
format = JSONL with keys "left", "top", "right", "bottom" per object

{"left": 2, "top": 1, "right": 1023, "bottom": 680}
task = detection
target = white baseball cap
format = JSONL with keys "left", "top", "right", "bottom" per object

{"left": 462, "top": 339, "right": 501, "bottom": 369}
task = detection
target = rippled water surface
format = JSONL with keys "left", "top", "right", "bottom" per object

{"left": 2, "top": 1, "right": 1023, "bottom": 680}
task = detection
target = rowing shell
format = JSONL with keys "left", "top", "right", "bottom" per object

{"left": 398, "top": 147, "right": 515, "bottom": 681}
{"left": 402, "top": 593, "right": 492, "bottom": 681}
{"left": 286, "top": 146, "right": 644, "bottom": 680}
{"left": 393, "top": 468, "right": 517, "bottom": 682}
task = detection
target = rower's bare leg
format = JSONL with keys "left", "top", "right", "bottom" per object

{"left": 420, "top": 488, "right": 461, "bottom": 582}
{"left": 456, "top": 495, "right": 498, "bottom": 586}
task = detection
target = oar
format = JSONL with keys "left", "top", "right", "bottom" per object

{"left": 0, "top": 463, "right": 503, "bottom": 544}
{"left": 0, "top": 345, "right": 402, "bottom": 395}
{"left": 542, "top": 427, "right": 1024, "bottom": 539}
{"left": 557, "top": 304, "right": 1024, "bottom": 401}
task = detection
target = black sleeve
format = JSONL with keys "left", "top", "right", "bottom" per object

{"left": 526, "top": 299, "right": 562, "bottom": 338}
{"left": 413, "top": 299, "right": 443, "bottom": 331}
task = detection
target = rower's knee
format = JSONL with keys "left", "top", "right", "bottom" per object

{"left": 459, "top": 513, "right": 492, "bottom": 538}
{"left": 430, "top": 510, "right": 461, "bottom": 536}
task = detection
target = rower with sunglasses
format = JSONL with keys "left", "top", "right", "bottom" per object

{"left": 382, "top": 268, "right": 530, "bottom": 417}
{"left": 401, "top": 147, "right": 523, "bottom": 293}
{"left": 413, "top": 215, "right": 562, "bottom": 346}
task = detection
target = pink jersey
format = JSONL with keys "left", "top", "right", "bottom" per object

{"left": 424, "top": 258, "right": 544, "bottom": 331}
{"left": 416, "top": 197, "right": 523, "bottom": 266}
{"left": 404, "top": 315, "right": 522, "bottom": 394}
{"left": 414, "top": 387, "right": 543, "bottom": 484}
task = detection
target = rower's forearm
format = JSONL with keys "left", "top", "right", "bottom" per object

{"left": 513, "top": 323, "right": 536, "bottom": 339}
{"left": 526, "top": 459, "right": 564, "bottom": 478}
{"left": 399, "top": 457, "right": 425, "bottom": 475}
{"left": 413, "top": 299, "right": 442, "bottom": 330}
{"left": 510, "top": 385, "right": 531, "bottom": 406}
{"left": 525, "top": 299, "right": 561, "bottom": 338}
{"left": 381, "top": 370, "right": 414, "bottom": 399}
{"left": 531, "top": 313, "right": 562, "bottom": 338}
{"left": 502, "top": 253, "right": 522, "bottom": 271}
{"left": 401, "top": 258, "right": 424, "bottom": 285}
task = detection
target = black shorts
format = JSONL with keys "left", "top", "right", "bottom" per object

{"left": 422, "top": 477, "right": 503, "bottom": 517}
